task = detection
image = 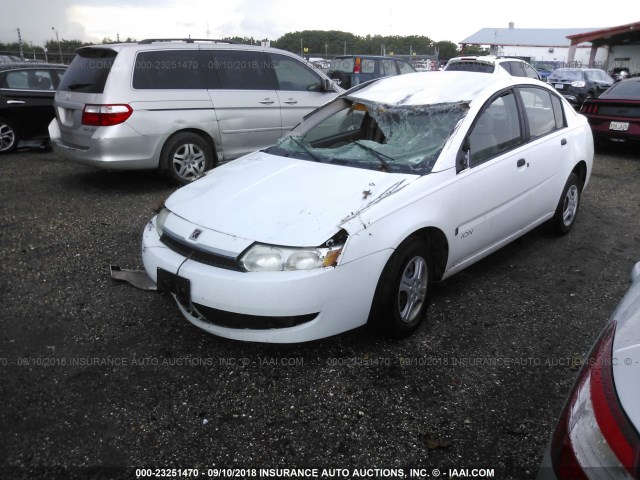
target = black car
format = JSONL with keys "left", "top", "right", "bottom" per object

{"left": 326, "top": 55, "right": 416, "bottom": 90}
{"left": 580, "top": 77, "right": 640, "bottom": 144}
{"left": 548, "top": 68, "right": 614, "bottom": 106}
{"left": 0, "top": 62, "right": 66, "bottom": 153}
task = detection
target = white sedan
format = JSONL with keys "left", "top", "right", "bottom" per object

{"left": 142, "top": 71, "right": 594, "bottom": 343}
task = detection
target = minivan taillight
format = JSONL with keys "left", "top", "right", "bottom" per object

{"left": 82, "top": 104, "right": 132, "bottom": 126}
{"left": 549, "top": 320, "right": 640, "bottom": 479}
{"left": 354, "top": 57, "right": 361, "bottom": 74}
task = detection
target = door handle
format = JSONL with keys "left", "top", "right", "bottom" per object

{"left": 259, "top": 99, "right": 275, "bottom": 105}
{"left": 517, "top": 158, "right": 526, "bottom": 168}
{"left": 283, "top": 99, "right": 298, "bottom": 105}
{"left": 561, "top": 138, "right": 567, "bottom": 146}
{"left": 7, "top": 100, "right": 26, "bottom": 104}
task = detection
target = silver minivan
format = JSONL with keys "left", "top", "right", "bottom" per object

{"left": 48, "top": 39, "right": 342, "bottom": 183}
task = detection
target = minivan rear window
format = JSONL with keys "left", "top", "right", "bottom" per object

{"left": 58, "top": 48, "right": 117, "bottom": 94}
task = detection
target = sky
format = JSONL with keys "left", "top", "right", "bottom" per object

{"left": 1, "top": 0, "right": 638, "bottom": 50}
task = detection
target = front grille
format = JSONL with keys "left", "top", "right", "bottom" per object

{"left": 160, "top": 233, "right": 243, "bottom": 271}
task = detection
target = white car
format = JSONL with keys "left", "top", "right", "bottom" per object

{"left": 445, "top": 55, "right": 541, "bottom": 80}
{"left": 538, "top": 261, "right": 640, "bottom": 479}
{"left": 142, "top": 71, "right": 594, "bottom": 343}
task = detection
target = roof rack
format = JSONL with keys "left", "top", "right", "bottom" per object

{"left": 138, "top": 38, "right": 239, "bottom": 45}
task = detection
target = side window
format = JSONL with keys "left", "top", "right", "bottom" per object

{"left": 360, "top": 59, "right": 376, "bottom": 74}
{"left": 499, "top": 62, "right": 513, "bottom": 75}
{"left": 1, "top": 70, "right": 55, "bottom": 90}
{"left": 381, "top": 59, "right": 397, "bottom": 76}
{"left": 3, "top": 71, "right": 29, "bottom": 89}
{"left": 509, "top": 62, "right": 526, "bottom": 77}
{"left": 550, "top": 94, "right": 565, "bottom": 130}
{"left": 133, "top": 50, "right": 206, "bottom": 89}
{"left": 266, "top": 53, "right": 323, "bottom": 92}
{"left": 397, "top": 61, "right": 415, "bottom": 74}
{"left": 519, "top": 87, "right": 559, "bottom": 139}
{"left": 31, "top": 71, "right": 56, "bottom": 90}
{"left": 207, "top": 51, "right": 272, "bottom": 90}
{"left": 468, "top": 92, "right": 522, "bottom": 167}
{"left": 523, "top": 63, "right": 540, "bottom": 79}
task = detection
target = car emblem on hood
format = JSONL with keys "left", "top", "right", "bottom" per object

{"left": 189, "top": 229, "right": 202, "bottom": 241}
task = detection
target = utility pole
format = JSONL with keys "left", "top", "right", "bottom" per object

{"left": 17, "top": 28, "right": 25, "bottom": 61}
{"left": 51, "top": 27, "right": 63, "bottom": 64}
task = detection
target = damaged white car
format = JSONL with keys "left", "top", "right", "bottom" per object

{"left": 142, "top": 71, "right": 594, "bottom": 343}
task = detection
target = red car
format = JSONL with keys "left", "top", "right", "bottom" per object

{"left": 580, "top": 77, "right": 640, "bottom": 144}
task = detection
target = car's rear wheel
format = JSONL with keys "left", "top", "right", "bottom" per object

{"left": 369, "top": 236, "right": 433, "bottom": 338}
{"left": 0, "top": 118, "right": 19, "bottom": 154}
{"left": 160, "top": 132, "right": 215, "bottom": 185}
{"left": 550, "top": 173, "right": 582, "bottom": 235}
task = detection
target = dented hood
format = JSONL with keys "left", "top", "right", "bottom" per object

{"left": 165, "top": 151, "right": 417, "bottom": 246}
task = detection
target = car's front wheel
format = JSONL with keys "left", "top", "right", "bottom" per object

{"left": 550, "top": 173, "right": 582, "bottom": 235}
{"left": 0, "top": 118, "right": 19, "bottom": 154}
{"left": 369, "top": 236, "right": 433, "bottom": 338}
{"left": 160, "top": 132, "right": 215, "bottom": 185}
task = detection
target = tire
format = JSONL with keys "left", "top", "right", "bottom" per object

{"left": 369, "top": 236, "right": 433, "bottom": 338}
{"left": 550, "top": 173, "right": 582, "bottom": 235}
{"left": 160, "top": 132, "right": 215, "bottom": 185}
{"left": 0, "top": 118, "right": 19, "bottom": 154}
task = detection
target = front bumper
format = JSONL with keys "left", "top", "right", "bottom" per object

{"left": 141, "top": 221, "right": 391, "bottom": 343}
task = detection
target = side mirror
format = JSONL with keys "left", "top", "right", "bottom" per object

{"left": 456, "top": 138, "right": 470, "bottom": 174}
{"left": 323, "top": 78, "right": 334, "bottom": 92}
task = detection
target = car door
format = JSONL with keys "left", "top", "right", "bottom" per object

{"left": 0, "top": 68, "right": 61, "bottom": 138}
{"left": 206, "top": 50, "right": 281, "bottom": 160}
{"left": 449, "top": 89, "right": 534, "bottom": 267}
{"left": 515, "top": 86, "right": 569, "bottom": 223}
{"left": 266, "top": 52, "right": 337, "bottom": 134}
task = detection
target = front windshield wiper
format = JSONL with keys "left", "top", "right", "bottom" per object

{"left": 350, "top": 140, "right": 394, "bottom": 172}
{"left": 288, "top": 136, "right": 323, "bottom": 163}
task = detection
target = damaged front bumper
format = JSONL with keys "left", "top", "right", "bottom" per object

{"left": 140, "top": 218, "right": 391, "bottom": 343}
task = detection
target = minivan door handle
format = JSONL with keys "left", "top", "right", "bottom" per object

{"left": 7, "top": 100, "right": 26, "bottom": 104}
{"left": 259, "top": 98, "right": 275, "bottom": 105}
{"left": 283, "top": 99, "right": 298, "bottom": 105}
{"left": 561, "top": 138, "right": 567, "bottom": 146}
{"left": 517, "top": 158, "right": 526, "bottom": 168}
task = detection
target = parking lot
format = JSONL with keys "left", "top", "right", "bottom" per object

{"left": 1, "top": 143, "right": 639, "bottom": 479}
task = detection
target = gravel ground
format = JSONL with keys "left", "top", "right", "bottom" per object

{"left": 1, "top": 143, "right": 639, "bottom": 480}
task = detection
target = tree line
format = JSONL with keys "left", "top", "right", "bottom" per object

{"left": 0, "top": 30, "right": 487, "bottom": 64}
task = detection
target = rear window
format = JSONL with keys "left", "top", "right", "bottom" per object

{"left": 602, "top": 79, "right": 640, "bottom": 99}
{"left": 445, "top": 61, "right": 495, "bottom": 74}
{"left": 58, "top": 48, "right": 117, "bottom": 94}
{"left": 549, "top": 69, "right": 583, "bottom": 82}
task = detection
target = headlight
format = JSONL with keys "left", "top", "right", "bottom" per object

{"left": 239, "top": 230, "right": 347, "bottom": 272}
{"left": 155, "top": 208, "right": 170, "bottom": 237}
{"left": 240, "top": 244, "right": 343, "bottom": 272}
{"left": 571, "top": 80, "right": 586, "bottom": 87}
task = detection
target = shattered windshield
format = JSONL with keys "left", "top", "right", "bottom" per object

{"left": 266, "top": 99, "right": 469, "bottom": 175}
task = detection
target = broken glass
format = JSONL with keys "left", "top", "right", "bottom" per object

{"left": 266, "top": 99, "right": 469, "bottom": 175}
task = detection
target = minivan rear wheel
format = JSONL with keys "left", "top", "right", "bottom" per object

{"left": 161, "top": 132, "right": 215, "bottom": 184}
{"left": 0, "top": 118, "right": 19, "bottom": 154}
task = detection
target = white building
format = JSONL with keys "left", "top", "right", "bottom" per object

{"left": 460, "top": 24, "right": 608, "bottom": 68}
